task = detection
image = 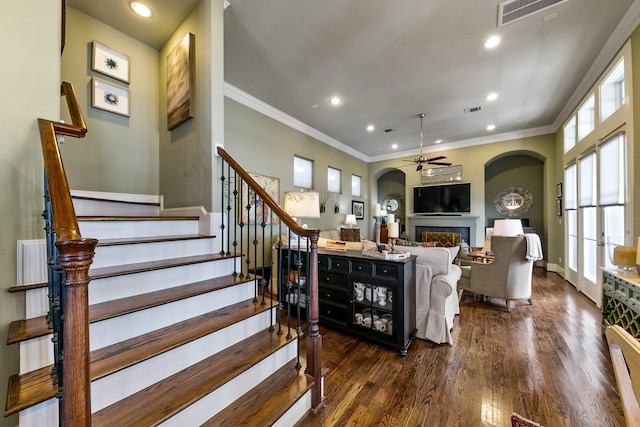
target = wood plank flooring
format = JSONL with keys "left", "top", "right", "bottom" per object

{"left": 298, "top": 268, "right": 626, "bottom": 427}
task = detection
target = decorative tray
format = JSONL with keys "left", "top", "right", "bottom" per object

{"left": 361, "top": 249, "right": 410, "bottom": 261}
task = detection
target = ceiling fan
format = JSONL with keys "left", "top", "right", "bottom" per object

{"left": 402, "top": 113, "right": 452, "bottom": 171}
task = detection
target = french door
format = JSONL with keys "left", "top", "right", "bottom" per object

{"left": 564, "top": 133, "right": 628, "bottom": 305}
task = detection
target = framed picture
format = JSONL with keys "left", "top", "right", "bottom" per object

{"left": 556, "top": 183, "right": 563, "bottom": 199}
{"left": 239, "top": 173, "right": 280, "bottom": 225}
{"left": 352, "top": 200, "right": 364, "bottom": 220}
{"left": 92, "top": 40, "right": 129, "bottom": 83}
{"left": 91, "top": 77, "right": 130, "bottom": 117}
{"left": 556, "top": 198, "right": 563, "bottom": 216}
{"left": 167, "top": 32, "right": 195, "bottom": 130}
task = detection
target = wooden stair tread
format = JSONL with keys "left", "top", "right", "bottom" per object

{"left": 7, "top": 316, "right": 50, "bottom": 344}
{"left": 4, "top": 366, "right": 56, "bottom": 416}
{"left": 89, "top": 274, "right": 257, "bottom": 322}
{"left": 96, "top": 234, "right": 214, "bottom": 246}
{"left": 89, "top": 253, "right": 235, "bottom": 279}
{"left": 90, "top": 297, "right": 276, "bottom": 380}
{"left": 202, "top": 361, "right": 313, "bottom": 426}
{"left": 8, "top": 239, "right": 227, "bottom": 293}
{"left": 8, "top": 272, "right": 253, "bottom": 345}
{"left": 4, "top": 298, "right": 277, "bottom": 415}
{"left": 91, "top": 328, "right": 296, "bottom": 427}
{"left": 78, "top": 215, "right": 198, "bottom": 221}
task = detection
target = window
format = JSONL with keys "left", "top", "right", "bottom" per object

{"left": 578, "top": 152, "right": 595, "bottom": 208}
{"left": 293, "top": 155, "right": 313, "bottom": 189}
{"left": 600, "top": 58, "right": 625, "bottom": 122}
{"left": 351, "top": 174, "right": 361, "bottom": 197}
{"left": 564, "top": 164, "right": 577, "bottom": 271}
{"left": 563, "top": 116, "right": 576, "bottom": 153}
{"left": 577, "top": 94, "right": 595, "bottom": 141}
{"left": 327, "top": 166, "right": 341, "bottom": 193}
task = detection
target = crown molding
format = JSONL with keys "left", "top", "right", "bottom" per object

{"left": 223, "top": 83, "right": 369, "bottom": 162}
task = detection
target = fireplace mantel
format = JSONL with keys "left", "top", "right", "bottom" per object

{"left": 407, "top": 215, "right": 480, "bottom": 246}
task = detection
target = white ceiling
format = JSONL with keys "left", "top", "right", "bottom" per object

{"left": 68, "top": 0, "right": 640, "bottom": 161}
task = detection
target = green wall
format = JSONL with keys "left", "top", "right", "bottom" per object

{"left": 224, "top": 97, "right": 369, "bottom": 233}
{"left": 60, "top": 7, "right": 160, "bottom": 195}
{"left": 159, "top": 0, "right": 224, "bottom": 211}
{"left": 0, "top": 3, "right": 61, "bottom": 425}
{"left": 369, "top": 134, "right": 557, "bottom": 253}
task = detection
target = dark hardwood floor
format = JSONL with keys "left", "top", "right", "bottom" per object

{"left": 298, "top": 268, "right": 625, "bottom": 427}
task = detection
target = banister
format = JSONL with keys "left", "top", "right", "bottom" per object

{"left": 216, "top": 147, "right": 319, "bottom": 238}
{"left": 38, "top": 82, "right": 97, "bottom": 426}
{"left": 217, "top": 145, "right": 324, "bottom": 410}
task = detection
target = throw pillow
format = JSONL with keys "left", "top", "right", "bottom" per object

{"left": 340, "top": 227, "right": 361, "bottom": 242}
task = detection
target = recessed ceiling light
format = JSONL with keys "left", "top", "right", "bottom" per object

{"left": 487, "top": 124, "right": 496, "bottom": 131}
{"left": 486, "top": 92, "right": 498, "bottom": 101}
{"left": 435, "top": 139, "right": 443, "bottom": 144}
{"left": 131, "top": 2, "right": 152, "bottom": 17}
{"left": 484, "top": 36, "right": 501, "bottom": 49}
{"left": 366, "top": 125, "right": 375, "bottom": 132}
{"left": 391, "top": 143, "right": 398, "bottom": 149}
{"left": 329, "top": 96, "right": 342, "bottom": 106}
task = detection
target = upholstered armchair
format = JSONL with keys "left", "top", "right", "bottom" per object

{"left": 458, "top": 235, "right": 534, "bottom": 311}
{"left": 402, "top": 245, "right": 462, "bottom": 345}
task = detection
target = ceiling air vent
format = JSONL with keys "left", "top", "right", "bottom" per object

{"left": 498, "top": 0, "right": 569, "bottom": 27}
{"left": 383, "top": 127, "right": 395, "bottom": 133}
{"left": 464, "top": 106, "right": 482, "bottom": 114}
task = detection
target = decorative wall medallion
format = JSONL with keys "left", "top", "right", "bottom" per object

{"left": 493, "top": 186, "right": 533, "bottom": 218}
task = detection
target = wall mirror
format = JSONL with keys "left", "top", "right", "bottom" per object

{"left": 381, "top": 193, "right": 404, "bottom": 222}
{"left": 493, "top": 186, "right": 533, "bottom": 218}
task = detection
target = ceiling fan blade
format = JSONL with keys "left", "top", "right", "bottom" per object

{"left": 427, "top": 155, "right": 446, "bottom": 162}
{"left": 428, "top": 162, "right": 452, "bottom": 166}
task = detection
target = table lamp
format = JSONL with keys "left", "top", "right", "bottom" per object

{"left": 283, "top": 191, "right": 320, "bottom": 246}
{"left": 345, "top": 214, "right": 357, "bottom": 228}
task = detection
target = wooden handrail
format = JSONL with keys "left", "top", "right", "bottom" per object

{"left": 38, "top": 82, "right": 97, "bottom": 426}
{"left": 216, "top": 146, "right": 324, "bottom": 410}
{"left": 217, "top": 147, "right": 319, "bottom": 238}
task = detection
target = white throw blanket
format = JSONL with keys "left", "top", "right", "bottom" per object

{"left": 523, "top": 233, "right": 543, "bottom": 261}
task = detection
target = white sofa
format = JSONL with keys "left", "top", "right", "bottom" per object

{"left": 401, "top": 245, "right": 462, "bottom": 345}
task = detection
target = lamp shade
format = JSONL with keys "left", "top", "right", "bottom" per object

{"left": 345, "top": 214, "right": 357, "bottom": 228}
{"left": 388, "top": 222, "right": 400, "bottom": 239}
{"left": 373, "top": 203, "right": 381, "bottom": 216}
{"left": 493, "top": 219, "right": 523, "bottom": 236}
{"left": 283, "top": 191, "right": 320, "bottom": 218}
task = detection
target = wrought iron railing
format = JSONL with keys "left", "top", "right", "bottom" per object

{"left": 217, "top": 147, "right": 324, "bottom": 409}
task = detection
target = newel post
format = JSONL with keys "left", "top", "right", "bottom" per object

{"left": 56, "top": 238, "right": 98, "bottom": 427}
{"left": 306, "top": 233, "right": 324, "bottom": 410}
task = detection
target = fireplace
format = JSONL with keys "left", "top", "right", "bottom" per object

{"left": 415, "top": 226, "right": 470, "bottom": 246}
{"left": 407, "top": 215, "right": 480, "bottom": 246}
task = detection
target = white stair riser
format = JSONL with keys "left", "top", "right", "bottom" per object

{"left": 19, "top": 398, "right": 58, "bottom": 427}
{"left": 90, "top": 282, "right": 258, "bottom": 351}
{"left": 73, "top": 199, "right": 160, "bottom": 217}
{"left": 20, "top": 337, "right": 53, "bottom": 374}
{"left": 273, "top": 390, "right": 313, "bottom": 427}
{"left": 25, "top": 287, "right": 48, "bottom": 318}
{"left": 89, "top": 258, "right": 241, "bottom": 304}
{"left": 79, "top": 219, "right": 199, "bottom": 240}
{"left": 92, "top": 238, "right": 217, "bottom": 269}
{"left": 159, "top": 339, "right": 299, "bottom": 427}
{"left": 91, "top": 311, "right": 277, "bottom": 412}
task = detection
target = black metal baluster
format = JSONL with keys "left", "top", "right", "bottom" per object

{"left": 238, "top": 177, "right": 245, "bottom": 278}
{"left": 219, "top": 162, "right": 226, "bottom": 256}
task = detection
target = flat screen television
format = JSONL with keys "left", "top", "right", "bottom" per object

{"left": 413, "top": 182, "right": 471, "bottom": 214}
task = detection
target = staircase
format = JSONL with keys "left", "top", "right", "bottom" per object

{"left": 5, "top": 191, "right": 314, "bottom": 425}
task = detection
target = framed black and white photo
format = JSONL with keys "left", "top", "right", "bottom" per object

{"left": 92, "top": 77, "right": 130, "bottom": 117}
{"left": 352, "top": 200, "right": 364, "bottom": 220}
{"left": 92, "top": 40, "right": 130, "bottom": 83}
